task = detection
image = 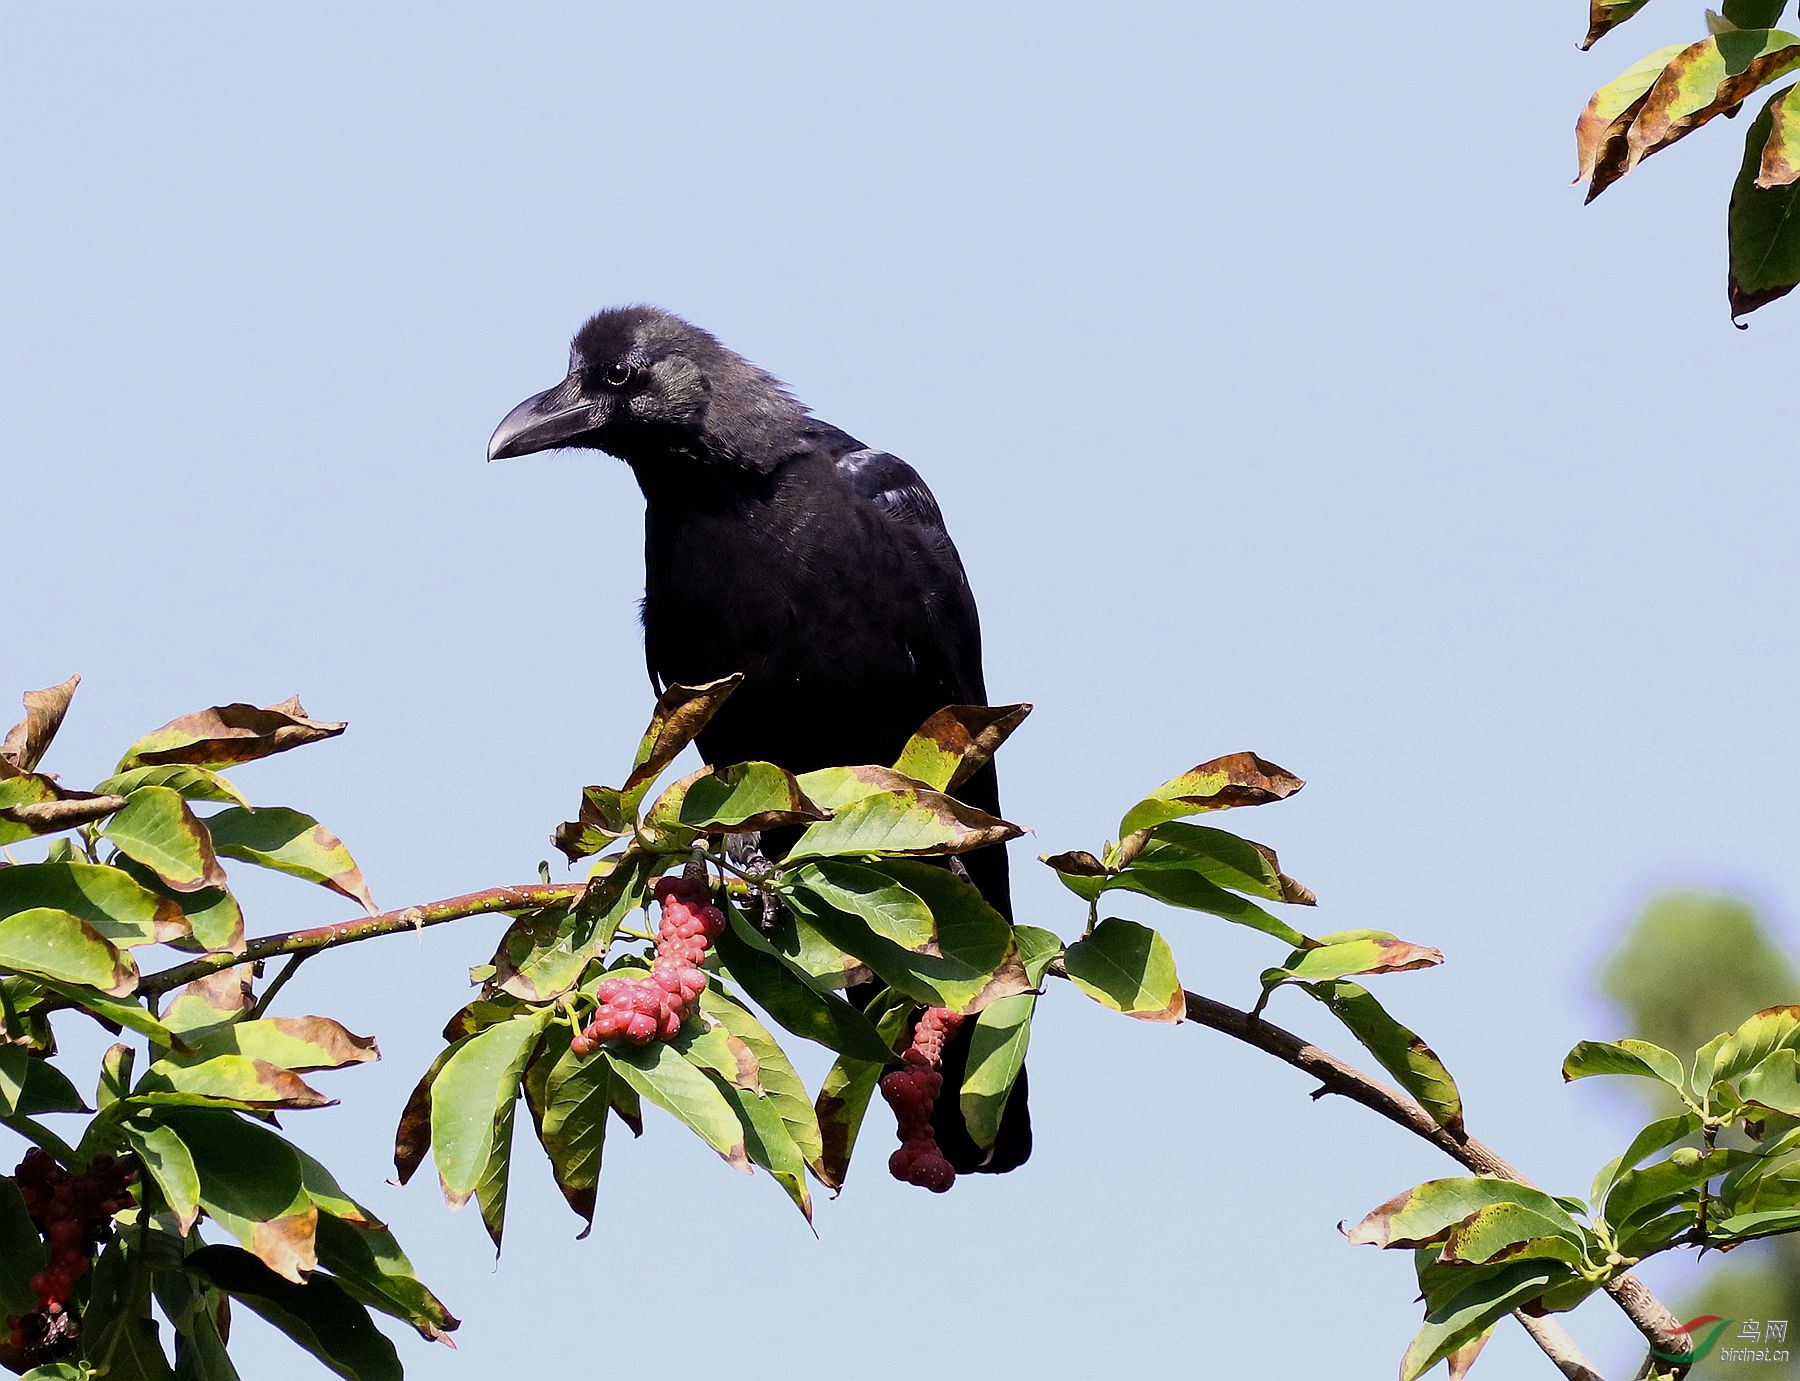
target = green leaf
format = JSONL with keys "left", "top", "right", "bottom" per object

{"left": 1437, "top": 1203, "right": 1592, "bottom": 1268}
{"left": 1102, "top": 867, "right": 1308, "bottom": 946}
{"left": 204, "top": 807, "right": 376, "bottom": 915}
{"left": 1129, "top": 822, "right": 1315, "bottom": 905}
{"left": 313, "top": 1213, "right": 457, "bottom": 1342}
{"left": 789, "top": 860, "right": 935, "bottom": 949}
{"left": 0, "top": 1052, "right": 86, "bottom": 1117}
{"left": 1117, "top": 751, "right": 1303, "bottom": 837}
{"left": 0, "top": 909, "right": 136, "bottom": 996}
{"left": 1400, "top": 1261, "right": 1569, "bottom": 1381}
{"left": 393, "top": 1043, "right": 459, "bottom": 1186}
{"left": 1736, "top": 1048, "right": 1800, "bottom": 1115}
{"left": 1347, "top": 1178, "right": 1584, "bottom": 1249}
{"left": 471, "top": 1087, "right": 516, "bottom": 1251}
{"left": 93, "top": 765, "right": 248, "bottom": 809}
{"left": 891, "top": 703, "right": 1031, "bottom": 792}
{"left": 1692, "top": 1005, "right": 1800, "bottom": 1095}
{"left": 114, "top": 858, "right": 243, "bottom": 956}
{"left": 1590, "top": 1112, "right": 1702, "bottom": 1205}
{"left": 1304, "top": 980, "right": 1464, "bottom": 1136}
{"left": 1709, "top": 1204, "right": 1800, "bottom": 1244}
{"left": 786, "top": 788, "right": 1021, "bottom": 861}
{"left": 134, "top": 1054, "right": 334, "bottom": 1111}
{"left": 151, "top": 1257, "right": 238, "bottom": 1381}
{"left": 1603, "top": 1146, "right": 1753, "bottom": 1233}
{"left": 493, "top": 861, "right": 649, "bottom": 1002}
{"left": 172, "top": 1016, "right": 378, "bottom": 1074}
{"left": 115, "top": 698, "right": 346, "bottom": 772}
{"left": 160, "top": 967, "right": 254, "bottom": 1040}
{"left": 34, "top": 978, "right": 171, "bottom": 1041}
{"left": 1731, "top": 86, "right": 1800, "bottom": 316}
{"left": 1731, "top": 0, "right": 1793, "bottom": 24}
{"left": 524, "top": 1039, "right": 612, "bottom": 1231}
{"left": 793, "top": 764, "right": 932, "bottom": 812}
{"left": 812, "top": 993, "right": 914, "bottom": 1189}
{"left": 787, "top": 860, "right": 1029, "bottom": 1014}
{"left": 682, "top": 996, "right": 818, "bottom": 1221}
{"left": 119, "top": 1116, "right": 202, "bottom": 1232}
{"left": 643, "top": 761, "right": 825, "bottom": 835}
{"left": 619, "top": 676, "right": 743, "bottom": 809}
{"left": 603, "top": 1040, "right": 752, "bottom": 1173}
{"left": 100, "top": 787, "right": 228, "bottom": 893}
{"left": 428, "top": 1013, "right": 550, "bottom": 1208}
{"left": 161, "top": 1109, "right": 317, "bottom": 1282}
{"left": 710, "top": 901, "right": 894, "bottom": 1063}
{"left": 183, "top": 1245, "right": 400, "bottom": 1381}
{"left": 961, "top": 990, "right": 1036, "bottom": 1153}
{"left": 1562, "top": 1038, "right": 1689, "bottom": 1092}
{"left": 1063, "top": 918, "right": 1184, "bottom": 1022}
{"left": 915, "top": 919, "right": 1046, "bottom": 1179}
{"left": 699, "top": 986, "right": 823, "bottom": 1169}
{"left": 1261, "top": 934, "right": 1441, "bottom": 991}
{"left": 1576, "top": 43, "right": 1691, "bottom": 197}
{"left": 0, "top": 1175, "right": 45, "bottom": 1317}
{"left": 0, "top": 860, "right": 188, "bottom": 950}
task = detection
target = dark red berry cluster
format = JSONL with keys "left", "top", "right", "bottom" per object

{"left": 571, "top": 875, "right": 723, "bottom": 1054}
{"left": 6, "top": 1149, "right": 136, "bottom": 1363}
{"left": 881, "top": 1006, "right": 964, "bottom": 1193}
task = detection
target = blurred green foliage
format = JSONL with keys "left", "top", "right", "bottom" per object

{"left": 1600, "top": 890, "right": 1800, "bottom": 1364}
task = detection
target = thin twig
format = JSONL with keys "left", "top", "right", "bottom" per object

{"left": 1167, "top": 984, "right": 1694, "bottom": 1379}
{"left": 246, "top": 953, "right": 308, "bottom": 1020}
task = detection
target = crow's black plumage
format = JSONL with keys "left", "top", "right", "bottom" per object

{"left": 489, "top": 305, "right": 1028, "bottom": 1173}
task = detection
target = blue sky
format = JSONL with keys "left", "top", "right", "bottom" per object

{"left": 6, "top": 5, "right": 1798, "bottom": 1378}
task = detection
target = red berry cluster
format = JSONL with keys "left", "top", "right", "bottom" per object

{"left": 7, "top": 1149, "right": 136, "bottom": 1363}
{"left": 881, "top": 1006, "right": 964, "bottom": 1193}
{"left": 571, "top": 875, "right": 723, "bottom": 1055}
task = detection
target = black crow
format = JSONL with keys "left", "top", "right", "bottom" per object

{"left": 488, "top": 305, "right": 1028, "bottom": 1174}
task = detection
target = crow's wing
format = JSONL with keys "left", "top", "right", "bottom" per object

{"left": 833, "top": 447, "right": 988, "bottom": 709}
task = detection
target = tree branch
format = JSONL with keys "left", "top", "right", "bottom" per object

{"left": 1171, "top": 985, "right": 1693, "bottom": 1380}
{"left": 116, "top": 884, "right": 1691, "bottom": 1379}
{"left": 136, "top": 884, "right": 585, "bottom": 999}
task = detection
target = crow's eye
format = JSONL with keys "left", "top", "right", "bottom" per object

{"left": 605, "top": 361, "right": 636, "bottom": 387}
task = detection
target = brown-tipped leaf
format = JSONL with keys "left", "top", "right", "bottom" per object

{"left": 205, "top": 806, "right": 377, "bottom": 915}
{"left": 1626, "top": 31, "right": 1800, "bottom": 176}
{"left": 892, "top": 703, "right": 1031, "bottom": 792}
{"left": 1, "top": 676, "right": 79, "bottom": 774}
{"left": 619, "top": 676, "right": 743, "bottom": 807}
{"left": 1118, "top": 752, "right": 1303, "bottom": 837}
{"left": 117, "top": 696, "right": 347, "bottom": 771}
{"left": 642, "top": 761, "right": 826, "bottom": 835}
{"left": 1584, "top": 0, "right": 1654, "bottom": 50}
{"left": 786, "top": 787, "right": 1022, "bottom": 861}
{"left": 1577, "top": 43, "right": 1689, "bottom": 199}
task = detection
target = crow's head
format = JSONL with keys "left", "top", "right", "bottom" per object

{"left": 487, "top": 305, "right": 804, "bottom": 470}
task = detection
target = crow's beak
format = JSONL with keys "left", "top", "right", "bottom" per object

{"left": 487, "top": 378, "right": 608, "bottom": 461}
